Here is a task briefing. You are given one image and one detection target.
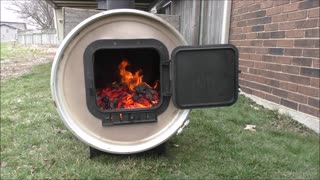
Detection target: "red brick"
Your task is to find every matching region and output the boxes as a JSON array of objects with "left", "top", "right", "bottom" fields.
[
  {"left": 277, "top": 40, "right": 294, "bottom": 47},
  {"left": 237, "top": 20, "right": 247, "bottom": 27},
  {"left": 305, "top": 29, "right": 319, "bottom": 37},
  {"left": 263, "top": 40, "right": 277, "bottom": 47},
  {"left": 272, "top": 88, "right": 289, "bottom": 98},
  {"left": 250, "top": 40, "right": 263, "bottom": 46},
  {"left": 269, "top": 48, "right": 284, "bottom": 55},
  {"left": 261, "top": 1, "right": 273, "bottom": 9},
  {"left": 275, "top": 0, "right": 290, "bottom": 6},
  {"left": 240, "top": 47, "right": 255, "bottom": 53},
  {"left": 247, "top": 17, "right": 272, "bottom": 26},
  {"left": 262, "top": 55, "right": 274, "bottom": 62},
  {"left": 230, "top": 34, "right": 246, "bottom": 40},
  {"left": 299, "top": 104, "right": 320, "bottom": 117},
  {"left": 240, "top": 53, "right": 250, "bottom": 59},
  {"left": 279, "top": 22, "right": 296, "bottom": 30},
  {"left": 237, "top": 7, "right": 249, "bottom": 15},
  {"left": 300, "top": 67, "right": 320, "bottom": 78},
  {"left": 252, "top": 89, "right": 266, "bottom": 99},
  {"left": 240, "top": 60, "right": 255, "bottom": 67},
  {"left": 247, "top": 4, "right": 261, "bottom": 12},
  {"left": 280, "top": 98, "right": 298, "bottom": 110},
  {"left": 308, "top": 8, "right": 320, "bottom": 18},
  {"left": 308, "top": 97, "right": 320, "bottom": 108},
  {"left": 240, "top": 86, "right": 252, "bottom": 94},
  {"left": 267, "top": 79, "right": 281, "bottom": 88},
  {"left": 272, "top": 14, "right": 288, "bottom": 22},
  {"left": 254, "top": 62, "right": 267, "bottom": 69},
  {"left": 233, "top": 1, "right": 245, "bottom": 10},
  {"left": 297, "top": 86, "right": 319, "bottom": 97},
  {"left": 310, "top": 78, "right": 320, "bottom": 88},
  {"left": 242, "top": 26, "right": 250, "bottom": 33},
  {"left": 290, "top": 75, "right": 311, "bottom": 85},
  {"left": 298, "top": 0, "right": 320, "bottom": 10},
  {"left": 265, "top": 94, "right": 281, "bottom": 103},
  {"left": 282, "top": 65, "right": 300, "bottom": 74},
  {"left": 271, "top": 31, "right": 285, "bottom": 38},
  {"left": 241, "top": 79, "right": 272, "bottom": 93},
  {"left": 294, "top": 39, "right": 317, "bottom": 48},
  {"left": 288, "top": 92, "right": 308, "bottom": 104},
  {"left": 244, "top": 1, "right": 255, "bottom": 6},
  {"left": 266, "top": 6, "right": 283, "bottom": 15},
  {"left": 296, "top": 19, "right": 319, "bottom": 29},
  {"left": 275, "top": 56, "right": 292, "bottom": 65},
  {"left": 313, "top": 59, "right": 320, "bottom": 68},
  {"left": 286, "top": 30, "right": 305, "bottom": 38},
  {"left": 266, "top": 63, "right": 282, "bottom": 71},
  {"left": 303, "top": 49, "right": 319, "bottom": 58},
  {"left": 274, "top": 72, "right": 291, "bottom": 81},
  {"left": 256, "top": 48, "right": 268, "bottom": 54},
  {"left": 287, "top": 10, "right": 307, "bottom": 21},
  {"left": 292, "top": 58, "right": 313, "bottom": 67},
  {"left": 284, "top": 49, "right": 303, "bottom": 56},
  {"left": 231, "top": 27, "right": 243, "bottom": 34},
  {"left": 280, "top": 82, "right": 298, "bottom": 92},
  {"left": 265, "top": 23, "right": 279, "bottom": 31},
  {"left": 283, "top": 2, "right": 300, "bottom": 12},
  {"left": 250, "top": 54, "right": 262, "bottom": 61},
  {"left": 249, "top": 68, "right": 275, "bottom": 78},
  {"left": 246, "top": 33, "right": 257, "bottom": 39}
]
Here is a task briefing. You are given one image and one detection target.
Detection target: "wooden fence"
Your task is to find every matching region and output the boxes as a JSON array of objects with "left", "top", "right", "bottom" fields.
[{"left": 17, "top": 29, "right": 59, "bottom": 45}]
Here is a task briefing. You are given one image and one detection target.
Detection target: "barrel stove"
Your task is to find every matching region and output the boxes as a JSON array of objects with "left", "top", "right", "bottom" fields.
[{"left": 51, "top": 8, "right": 238, "bottom": 154}]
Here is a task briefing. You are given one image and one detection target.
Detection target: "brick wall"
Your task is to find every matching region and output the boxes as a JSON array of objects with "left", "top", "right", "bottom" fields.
[{"left": 230, "top": 0, "right": 319, "bottom": 117}]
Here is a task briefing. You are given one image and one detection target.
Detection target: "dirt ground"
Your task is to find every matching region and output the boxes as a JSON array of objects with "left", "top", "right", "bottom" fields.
[{"left": 1, "top": 47, "right": 57, "bottom": 80}]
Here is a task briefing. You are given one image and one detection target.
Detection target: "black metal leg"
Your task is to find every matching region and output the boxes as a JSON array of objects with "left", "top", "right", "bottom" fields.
[{"left": 89, "top": 143, "right": 167, "bottom": 159}]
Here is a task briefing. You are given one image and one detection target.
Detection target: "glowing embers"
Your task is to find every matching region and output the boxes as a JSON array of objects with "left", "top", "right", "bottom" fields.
[{"left": 96, "top": 59, "right": 160, "bottom": 110}]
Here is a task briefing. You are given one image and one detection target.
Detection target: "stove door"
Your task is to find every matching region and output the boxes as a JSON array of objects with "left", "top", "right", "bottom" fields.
[{"left": 171, "top": 44, "right": 239, "bottom": 109}]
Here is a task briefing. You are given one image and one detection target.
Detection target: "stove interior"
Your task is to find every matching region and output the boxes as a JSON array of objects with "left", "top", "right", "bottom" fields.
[{"left": 94, "top": 48, "right": 161, "bottom": 111}]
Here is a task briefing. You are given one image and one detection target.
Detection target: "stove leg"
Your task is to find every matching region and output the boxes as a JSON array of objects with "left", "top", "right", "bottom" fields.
[
  {"left": 89, "top": 143, "right": 167, "bottom": 158},
  {"left": 89, "top": 146, "right": 108, "bottom": 159}
]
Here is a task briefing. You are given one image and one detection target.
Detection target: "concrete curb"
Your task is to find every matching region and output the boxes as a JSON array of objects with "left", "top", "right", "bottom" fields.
[{"left": 240, "top": 91, "right": 320, "bottom": 134}]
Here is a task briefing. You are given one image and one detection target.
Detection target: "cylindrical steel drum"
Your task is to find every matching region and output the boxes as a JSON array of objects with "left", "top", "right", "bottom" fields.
[{"left": 51, "top": 9, "right": 190, "bottom": 154}]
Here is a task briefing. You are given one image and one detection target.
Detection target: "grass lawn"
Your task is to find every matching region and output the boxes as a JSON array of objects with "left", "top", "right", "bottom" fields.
[
  {"left": 1, "top": 63, "right": 319, "bottom": 179},
  {"left": 0, "top": 42, "right": 45, "bottom": 61}
]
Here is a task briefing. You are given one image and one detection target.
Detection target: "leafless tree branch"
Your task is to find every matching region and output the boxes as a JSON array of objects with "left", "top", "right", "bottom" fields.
[{"left": 7, "top": 0, "right": 54, "bottom": 29}]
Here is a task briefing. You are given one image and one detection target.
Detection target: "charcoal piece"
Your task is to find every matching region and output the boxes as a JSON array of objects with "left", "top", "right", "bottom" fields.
[
  {"left": 145, "top": 91, "right": 153, "bottom": 101},
  {"left": 134, "top": 84, "right": 149, "bottom": 94},
  {"left": 150, "top": 89, "right": 157, "bottom": 95},
  {"left": 133, "top": 94, "right": 140, "bottom": 102},
  {"left": 109, "top": 98, "right": 119, "bottom": 109},
  {"left": 103, "top": 96, "right": 110, "bottom": 103}
]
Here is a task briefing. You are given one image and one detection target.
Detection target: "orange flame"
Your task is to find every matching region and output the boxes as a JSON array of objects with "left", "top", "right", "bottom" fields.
[{"left": 119, "top": 59, "right": 143, "bottom": 91}]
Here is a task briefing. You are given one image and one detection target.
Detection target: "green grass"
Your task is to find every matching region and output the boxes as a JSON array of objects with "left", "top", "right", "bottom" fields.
[
  {"left": 1, "top": 63, "right": 319, "bottom": 179},
  {"left": 0, "top": 42, "right": 45, "bottom": 60}
]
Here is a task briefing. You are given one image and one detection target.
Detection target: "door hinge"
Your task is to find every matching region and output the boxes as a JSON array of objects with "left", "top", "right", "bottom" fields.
[
  {"left": 161, "top": 60, "right": 171, "bottom": 66},
  {"left": 163, "top": 80, "right": 172, "bottom": 96}
]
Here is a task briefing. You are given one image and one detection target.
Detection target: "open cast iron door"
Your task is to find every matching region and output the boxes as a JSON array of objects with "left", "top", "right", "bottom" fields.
[{"left": 172, "top": 44, "right": 239, "bottom": 109}]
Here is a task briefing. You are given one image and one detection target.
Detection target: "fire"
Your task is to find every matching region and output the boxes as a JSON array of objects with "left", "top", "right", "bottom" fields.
[
  {"left": 119, "top": 59, "right": 143, "bottom": 91},
  {"left": 96, "top": 59, "right": 160, "bottom": 110}
]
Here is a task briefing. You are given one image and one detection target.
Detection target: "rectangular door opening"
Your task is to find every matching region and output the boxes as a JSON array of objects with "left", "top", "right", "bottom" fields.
[{"left": 94, "top": 48, "right": 161, "bottom": 111}]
